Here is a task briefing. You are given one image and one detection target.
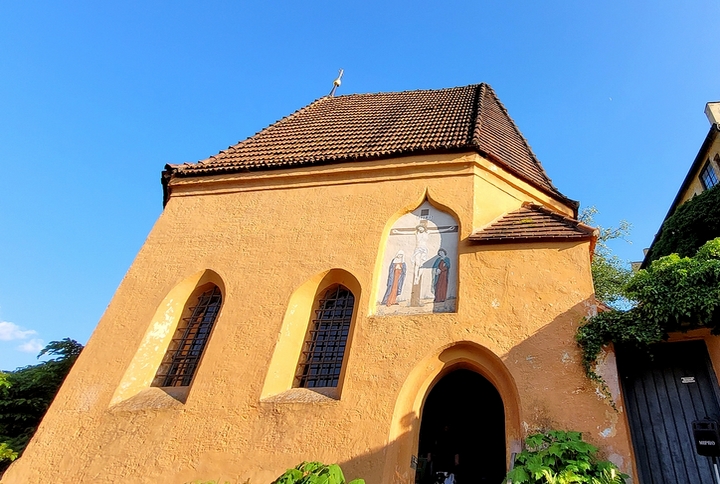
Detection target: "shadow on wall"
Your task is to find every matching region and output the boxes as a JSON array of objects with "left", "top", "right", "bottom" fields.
[
  {"left": 0, "top": 300, "right": 633, "bottom": 484},
  {"left": 498, "top": 298, "right": 633, "bottom": 478},
  {"left": 338, "top": 412, "right": 420, "bottom": 484},
  {"left": 337, "top": 298, "right": 632, "bottom": 484}
]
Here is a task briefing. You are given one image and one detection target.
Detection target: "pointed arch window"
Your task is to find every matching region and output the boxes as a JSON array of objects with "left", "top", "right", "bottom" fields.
[
  {"left": 295, "top": 285, "right": 355, "bottom": 388},
  {"left": 153, "top": 285, "right": 222, "bottom": 387}
]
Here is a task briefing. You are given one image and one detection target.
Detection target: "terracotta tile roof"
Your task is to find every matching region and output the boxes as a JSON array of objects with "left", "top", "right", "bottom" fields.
[
  {"left": 167, "top": 84, "right": 570, "bottom": 201},
  {"left": 469, "top": 203, "right": 597, "bottom": 245}
]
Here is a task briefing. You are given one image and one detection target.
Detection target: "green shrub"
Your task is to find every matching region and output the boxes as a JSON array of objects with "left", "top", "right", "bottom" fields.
[
  {"left": 577, "top": 238, "right": 720, "bottom": 386},
  {"left": 272, "top": 462, "right": 364, "bottom": 484},
  {"left": 0, "top": 442, "right": 17, "bottom": 463},
  {"left": 504, "top": 431, "right": 627, "bottom": 484},
  {"left": 646, "top": 184, "right": 720, "bottom": 262}
]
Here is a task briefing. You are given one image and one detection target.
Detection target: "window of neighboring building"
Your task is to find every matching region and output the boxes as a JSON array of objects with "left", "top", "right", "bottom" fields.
[
  {"left": 700, "top": 160, "right": 719, "bottom": 190},
  {"left": 295, "top": 284, "right": 355, "bottom": 388},
  {"left": 153, "top": 285, "right": 222, "bottom": 387}
]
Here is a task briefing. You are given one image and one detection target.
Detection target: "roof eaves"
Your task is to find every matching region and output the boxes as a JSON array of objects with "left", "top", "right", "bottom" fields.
[
  {"left": 469, "top": 85, "right": 578, "bottom": 214},
  {"left": 468, "top": 203, "right": 597, "bottom": 249},
  {"left": 474, "top": 148, "right": 580, "bottom": 213},
  {"left": 483, "top": 86, "right": 559, "bottom": 194},
  {"left": 468, "top": 233, "right": 595, "bottom": 244}
]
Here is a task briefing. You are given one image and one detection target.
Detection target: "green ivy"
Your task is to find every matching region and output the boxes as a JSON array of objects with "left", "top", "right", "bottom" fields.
[
  {"left": 577, "top": 238, "right": 720, "bottom": 383},
  {"left": 272, "top": 462, "right": 364, "bottom": 484},
  {"left": 646, "top": 184, "right": 720, "bottom": 262},
  {"left": 0, "top": 442, "right": 17, "bottom": 463},
  {"left": 504, "top": 431, "right": 627, "bottom": 484}
]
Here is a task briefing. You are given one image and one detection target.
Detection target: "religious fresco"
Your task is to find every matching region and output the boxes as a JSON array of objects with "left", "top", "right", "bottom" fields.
[{"left": 375, "top": 201, "right": 458, "bottom": 315}]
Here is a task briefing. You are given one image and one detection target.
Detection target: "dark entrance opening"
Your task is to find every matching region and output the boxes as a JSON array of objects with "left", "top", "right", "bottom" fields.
[{"left": 417, "top": 369, "right": 506, "bottom": 484}]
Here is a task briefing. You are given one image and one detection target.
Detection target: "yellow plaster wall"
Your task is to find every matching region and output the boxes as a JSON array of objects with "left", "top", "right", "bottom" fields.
[{"left": 2, "top": 153, "right": 634, "bottom": 484}]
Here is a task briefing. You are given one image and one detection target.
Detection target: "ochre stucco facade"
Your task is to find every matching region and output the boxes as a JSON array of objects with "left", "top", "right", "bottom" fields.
[{"left": 2, "top": 151, "right": 636, "bottom": 483}]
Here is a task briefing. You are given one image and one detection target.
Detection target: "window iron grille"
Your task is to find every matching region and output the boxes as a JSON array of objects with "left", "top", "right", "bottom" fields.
[
  {"left": 155, "top": 285, "right": 222, "bottom": 387},
  {"left": 295, "top": 285, "right": 355, "bottom": 388}
]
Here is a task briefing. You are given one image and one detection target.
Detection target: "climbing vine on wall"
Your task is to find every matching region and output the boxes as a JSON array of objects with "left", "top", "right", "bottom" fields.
[
  {"left": 577, "top": 238, "right": 720, "bottom": 382},
  {"left": 646, "top": 185, "right": 720, "bottom": 262}
]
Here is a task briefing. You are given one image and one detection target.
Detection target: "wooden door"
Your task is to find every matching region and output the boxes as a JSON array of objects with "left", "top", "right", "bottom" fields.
[{"left": 618, "top": 340, "right": 720, "bottom": 483}]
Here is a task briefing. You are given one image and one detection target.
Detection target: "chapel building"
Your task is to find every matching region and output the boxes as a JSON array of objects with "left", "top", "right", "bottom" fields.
[{"left": 2, "top": 84, "right": 636, "bottom": 484}]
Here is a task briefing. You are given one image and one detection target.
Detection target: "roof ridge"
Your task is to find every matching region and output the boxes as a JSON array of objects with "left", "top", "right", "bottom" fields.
[
  {"left": 166, "top": 83, "right": 577, "bottom": 211},
  {"left": 470, "top": 83, "right": 485, "bottom": 146},
  {"left": 332, "top": 83, "right": 483, "bottom": 99},
  {"left": 483, "top": 88, "right": 558, "bottom": 192}
]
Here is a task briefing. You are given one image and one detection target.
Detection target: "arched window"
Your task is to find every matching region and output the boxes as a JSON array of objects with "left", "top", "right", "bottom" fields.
[
  {"left": 153, "top": 285, "right": 222, "bottom": 387},
  {"left": 295, "top": 284, "right": 355, "bottom": 388}
]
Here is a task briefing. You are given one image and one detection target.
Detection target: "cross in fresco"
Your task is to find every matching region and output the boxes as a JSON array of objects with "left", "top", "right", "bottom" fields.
[{"left": 388, "top": 221, "right": 458, "bottom": 306}]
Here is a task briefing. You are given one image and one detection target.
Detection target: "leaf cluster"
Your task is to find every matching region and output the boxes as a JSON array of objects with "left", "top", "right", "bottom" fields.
[
  {"left": 0, "top": 442, "right": 17, "bottom": 463},
  {"left": 577, "top": 238, "right": 720, "bottom": 381},
  {"left": 579, "top": 208, "right": 633, "bottom": 308},
  {"left": 646, "top": 184, "right": 720, "bottom": 262},
  {"left": 0, "top": 339, "right": 83, "bottom": 475},
  {"left": 272, "top": 462, "right": 364, "bottom": 484},
  {"left": 504, "top": 431, "right": 627, "bottom": 484}
]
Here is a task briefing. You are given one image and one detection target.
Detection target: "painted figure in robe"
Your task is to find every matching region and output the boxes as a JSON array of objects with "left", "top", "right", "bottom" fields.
[
  {"left": 432, "top": 248, "right": 451, "bottom": 303},
  {"left": 382, "top": 251, "right": 406, "bottom": 306}
]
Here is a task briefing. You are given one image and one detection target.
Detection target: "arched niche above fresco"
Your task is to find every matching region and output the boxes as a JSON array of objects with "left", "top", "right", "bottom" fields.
[{"left": 376, "top": 200, "right": 458, "bottom": 316}]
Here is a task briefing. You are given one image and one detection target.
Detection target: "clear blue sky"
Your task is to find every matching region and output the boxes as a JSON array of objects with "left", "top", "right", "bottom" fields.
[{"left": 1, "top": 1, "right": 719, "bottom": 371}]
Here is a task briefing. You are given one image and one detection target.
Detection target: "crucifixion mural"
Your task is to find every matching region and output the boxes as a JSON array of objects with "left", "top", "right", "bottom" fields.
[{"left": 375, "top": 200, "right": 458, "bottom": 316}]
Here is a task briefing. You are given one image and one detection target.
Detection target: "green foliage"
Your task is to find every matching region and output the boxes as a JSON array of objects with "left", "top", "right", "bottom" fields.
[
  {"left": 577, "top": 238, "right": 720, "bottom": 383},
  {"left": 37, "top": 338, "right": 83, "bottom": 361},
  {"left": 0, "top": 373, "right": 9, "bottom": 390},
  {"left": 272, "top": 462, "right": 364, "bottom": 484},
  {"left": 0, "top": 338, "right": 83, "bottom": 475},
  {"left": 0, "top": 442, "right": 17, "bottom": 463},
  {"left": 504, "top": 431, "right": 627, "bottom": 484},
  {"left": 579, "top": 208, "right": 633, "bottom": 308},
  {"left": 646, "top": 184, "right": 720, "bottom": 262}
]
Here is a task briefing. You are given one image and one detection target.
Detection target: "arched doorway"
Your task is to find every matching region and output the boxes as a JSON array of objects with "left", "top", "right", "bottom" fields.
[{"left": 417, "top": 369, "right": 506, "bottom": 484}]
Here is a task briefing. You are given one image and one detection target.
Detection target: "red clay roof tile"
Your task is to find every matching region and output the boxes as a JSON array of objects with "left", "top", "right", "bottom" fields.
[
  {"left": 469, "top": 203, "right": 597, "bottom": 244},
  {"left": 166, "top": 84, "right": 568, "bottom": 201}
]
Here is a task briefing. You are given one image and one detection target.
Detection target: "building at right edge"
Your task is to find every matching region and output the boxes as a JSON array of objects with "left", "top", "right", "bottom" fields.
[{"left": 621, "top": 101, "right": 720, "bottom": 483}]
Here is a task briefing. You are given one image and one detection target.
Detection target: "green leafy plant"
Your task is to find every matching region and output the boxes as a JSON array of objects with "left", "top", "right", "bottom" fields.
[
  {"left": 577, "top": 238, "right": 720, "bottom": 388},
  {"left": 646, "top": 184, "right": 720, "bottom": 263},
  {"left": 504, "top": 431, "right": 627, "bottom": 484},
  {"left": 0, "top": 374, "right": 9, "bottom": 390},
  {"left": 0, "top": 339, "right": 83, "bottom": 476},
  {"left": 0, "top": 442, "right": 17, "bottom": 463},
  {"left": 272, "top": 462, "right": 364, "bottom": 484},
  {"left": 579, "top": 208, "right": 633, "bottom": 309}
]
